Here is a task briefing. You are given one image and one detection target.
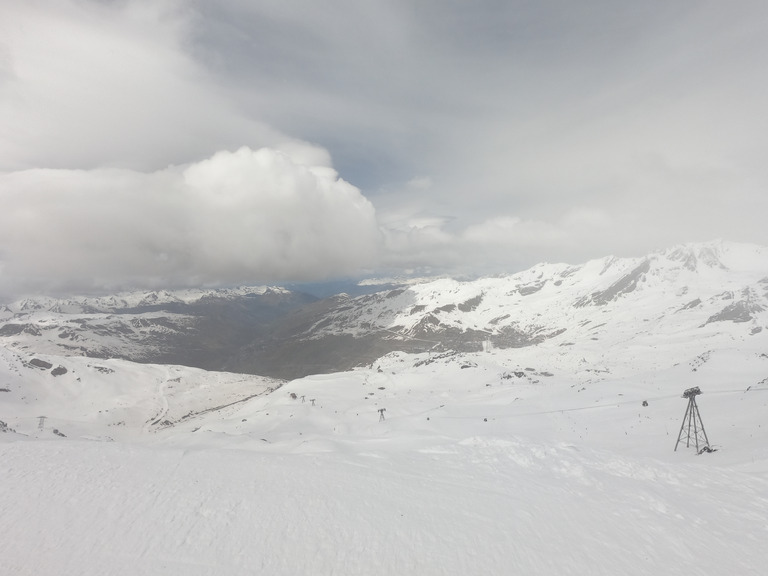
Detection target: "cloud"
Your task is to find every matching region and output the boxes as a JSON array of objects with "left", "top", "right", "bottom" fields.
[
  {"left": 0, "top": 0, "right": 284, "bottom": 171},
  {"left": 0, "top": 147, "right": 380, "bottom": 297},
  {"left": 406, "top": 177, "right": 433, "bottom": 191},
  {"left": 182, "top": 148, "right": 380, "bottom": 280},
  {"left": 2, "top": 0, "right": 768, "bottom": 294},
  {"left": 380, "top": 210, "right": 611, "bottom": 275},
  {"left": 463, "top": 217, "right": 566, "bottom": 248}
]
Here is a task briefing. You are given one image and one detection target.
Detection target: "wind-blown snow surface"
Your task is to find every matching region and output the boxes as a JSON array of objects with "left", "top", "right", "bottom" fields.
[
  {"left": 2, "top": 241, "right": 767, "bottom": 574},
  {"left": 2, "top": 335, "right": 768, "bottom": 575}
]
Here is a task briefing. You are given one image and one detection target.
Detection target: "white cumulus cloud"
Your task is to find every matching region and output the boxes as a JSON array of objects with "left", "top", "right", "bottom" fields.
[{"left": 0, "top": 147, "right": 381, "bottom": 297}]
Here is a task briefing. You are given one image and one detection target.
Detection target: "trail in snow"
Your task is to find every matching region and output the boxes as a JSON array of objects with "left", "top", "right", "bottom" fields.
[
  {"left": 1, "top": 323, "right": 767, "bottom": 574},
  {"left": 147, "top": 378, "right": 170, "bottom": 430}
]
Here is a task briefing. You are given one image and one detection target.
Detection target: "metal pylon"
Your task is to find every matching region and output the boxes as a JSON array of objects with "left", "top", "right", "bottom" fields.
[{"left": 674, "top": 387, "right": 710, "bottom": 452}]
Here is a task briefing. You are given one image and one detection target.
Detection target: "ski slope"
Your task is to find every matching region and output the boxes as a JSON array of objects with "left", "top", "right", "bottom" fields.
[{"left": 2, "top": 340, "right": 767, "bottom": 575}]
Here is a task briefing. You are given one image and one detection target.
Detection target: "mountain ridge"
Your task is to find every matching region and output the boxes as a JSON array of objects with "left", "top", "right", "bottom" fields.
[{"left": 1, "top": 240, "right": 766, "bottom": 379}]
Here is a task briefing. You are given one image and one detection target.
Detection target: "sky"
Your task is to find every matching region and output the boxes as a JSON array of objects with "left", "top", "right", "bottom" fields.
[{"left": 1, "top": 0, "right": 767, "bottom": 297}]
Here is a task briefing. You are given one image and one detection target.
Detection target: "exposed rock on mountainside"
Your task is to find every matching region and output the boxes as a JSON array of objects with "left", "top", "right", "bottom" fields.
[
  {"left": 574, "top": 259, "right": 651, "bottom": 307},
  {"left": 266, "top": 241, "right": 766, "bottom": 374},
  {"left": 0, "top": 287, "right": 317, "bottom": 377},
  {"left": 1, "top": 241, "right": 767, "bottom": 379}
]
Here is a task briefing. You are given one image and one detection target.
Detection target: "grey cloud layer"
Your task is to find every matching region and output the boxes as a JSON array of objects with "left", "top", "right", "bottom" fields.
[
  {"left": 0, "top": 1, "right": 280, "bottom": 171},
  {"left": 2, "top": 0, "right": 767, "bottom": 295}
]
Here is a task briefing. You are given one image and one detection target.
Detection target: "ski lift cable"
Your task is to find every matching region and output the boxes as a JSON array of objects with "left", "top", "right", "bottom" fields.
[{"left": 433, "top": 386, "right": 760, "bottom": 421}]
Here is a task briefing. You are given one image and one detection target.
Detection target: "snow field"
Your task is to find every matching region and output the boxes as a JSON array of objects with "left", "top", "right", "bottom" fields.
[
  {"left": 3, "top": 425, "right": 767, "bottom": 575},
  {"left": 2, "top": 323, "right": 768, "bottom": 574}
]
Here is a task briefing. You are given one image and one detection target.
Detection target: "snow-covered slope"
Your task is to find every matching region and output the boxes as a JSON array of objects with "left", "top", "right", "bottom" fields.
[
  {"left": 0, "top": 347, "right": 280, "bottom": 441},
  {"left": 0, "top": 285, "right": 316, "bottom": 375},
  {"left": 2, "top": 241, "right": 765, "bottom": 380},
  {"left": 1, "top": 344, "right": 767, "bottom": 575},
  {"left": 1, "top": 240, "right": 767, "bottom": 575},
  {"left": 2, "top": 285, "right": 292, "bottom": 315},
  {"left": 305, "top": 240, "right": 767, "bottom": 345}
]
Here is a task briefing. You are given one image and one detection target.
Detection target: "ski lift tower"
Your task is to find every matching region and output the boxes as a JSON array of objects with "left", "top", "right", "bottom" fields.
[{"left": 674, "top": 387, "right": 711, "bottom": 453}]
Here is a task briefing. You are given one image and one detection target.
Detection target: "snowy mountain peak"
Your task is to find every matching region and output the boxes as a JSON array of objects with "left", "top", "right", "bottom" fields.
[
  {"left": 656, "top": 240, "right": 768, "bottom": 273},
  {"left": 3, "top": 285, "right": 291, "bottom": 313},
  {"left": 0, "top": 240, "right": 765, "bottom": 379},
  {"left": 289, "top": 241, "right": 768, "bottom": 367},
  {"left": 660, "top": 242, "right": 728, "bottom": 272}
]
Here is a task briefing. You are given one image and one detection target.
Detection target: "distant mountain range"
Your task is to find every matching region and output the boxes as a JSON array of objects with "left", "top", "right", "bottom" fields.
[
  {"left": 1, "top": 240, "right": 766, "bottom": 379},
  {"left": 0, "top": 286, "right": 317, "bottom": 377}
]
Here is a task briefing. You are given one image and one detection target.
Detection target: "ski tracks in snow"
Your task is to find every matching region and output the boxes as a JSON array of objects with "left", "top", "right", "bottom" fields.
[{"left": 144, "top": 376, "right": 171, "bottom": 433}]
